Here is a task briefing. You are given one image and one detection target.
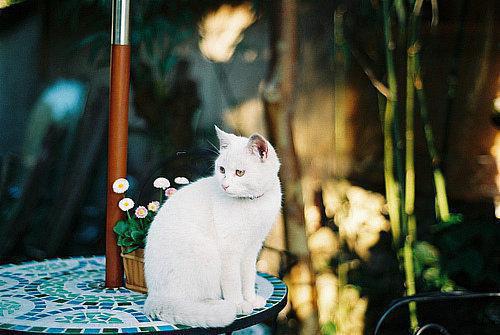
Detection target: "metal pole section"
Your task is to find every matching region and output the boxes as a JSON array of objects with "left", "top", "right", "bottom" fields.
[{"left": 106, "top": 0, "right": 130, "bottom": 288}]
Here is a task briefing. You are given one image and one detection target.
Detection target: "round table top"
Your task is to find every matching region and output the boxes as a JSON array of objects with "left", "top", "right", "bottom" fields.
[{"left": 0, "top": 256, "right": 287, "bottom": 334}]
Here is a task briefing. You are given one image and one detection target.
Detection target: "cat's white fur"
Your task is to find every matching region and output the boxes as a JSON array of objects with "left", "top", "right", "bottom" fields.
[{"left": 143, "top": 126, "right": 282, "bottom": 328}]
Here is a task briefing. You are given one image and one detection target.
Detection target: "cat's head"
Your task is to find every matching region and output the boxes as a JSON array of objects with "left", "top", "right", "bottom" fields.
[{"left": 214, "top": 126, "right": 280, "bottom": 198}]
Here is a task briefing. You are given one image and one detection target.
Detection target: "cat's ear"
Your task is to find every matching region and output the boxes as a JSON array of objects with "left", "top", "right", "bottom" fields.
[
  {"left": 248, "top": 133, "right": 269, "bottom": 161},
  {"left": 215, "top": 125, "right": 232, "bottom": 149}
]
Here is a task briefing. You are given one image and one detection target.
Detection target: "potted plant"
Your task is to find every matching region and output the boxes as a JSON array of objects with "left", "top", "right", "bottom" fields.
[{"left": 112, "top": 176, "right": 189, "bottom": 293}]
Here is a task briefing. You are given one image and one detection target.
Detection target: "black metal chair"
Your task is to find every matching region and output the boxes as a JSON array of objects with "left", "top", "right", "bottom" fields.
[{"left": 375, "top": 291, "right": 500, "bottom": 335}]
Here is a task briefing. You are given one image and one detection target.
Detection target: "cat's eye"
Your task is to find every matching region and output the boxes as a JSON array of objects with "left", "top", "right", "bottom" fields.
[
  {"left": 219, "top": 166, "right": 225, "bottom": 174},
  {"left": 235, "top": 169, "right": 245, "bottom": 177}
]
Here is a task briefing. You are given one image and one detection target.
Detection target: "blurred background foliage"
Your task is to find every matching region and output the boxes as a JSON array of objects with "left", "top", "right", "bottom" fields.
[{"left": 0, "top": 0, "right": 499, "bottom": 334}]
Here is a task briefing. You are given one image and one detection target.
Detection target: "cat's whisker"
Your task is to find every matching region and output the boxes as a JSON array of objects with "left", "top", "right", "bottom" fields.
[
  {"left": 204, "top": 148, "right": 220, "bottom": 156},
  {"left": 206, "top": 139, "right": 220, "bottom": 154},
  {"left": 201, "top": 163, "right": 215, "bottom": 176}
]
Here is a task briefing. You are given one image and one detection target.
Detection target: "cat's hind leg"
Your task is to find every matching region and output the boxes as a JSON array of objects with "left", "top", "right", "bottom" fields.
[{"left": 144, "top": 295, "right": 237, "bottom": 328}]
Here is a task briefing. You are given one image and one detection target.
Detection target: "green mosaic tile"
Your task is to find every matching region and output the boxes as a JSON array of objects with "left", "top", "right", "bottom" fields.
[
  {"left": 29, "top": 326, "right": 47, "bottom": 332},
  {"left": 0, "top": 323, "right": 14, "bottom": 329},
  {"left": 139, "top": 326, "right": 157, "bottom": 332},
  {"left": 0, "top": 300, "right": 21, "bottom": 316}
]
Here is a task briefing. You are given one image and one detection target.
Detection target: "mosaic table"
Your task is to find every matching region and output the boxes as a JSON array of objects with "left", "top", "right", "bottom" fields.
[{"left": 0, "top": 256, "right": 287, "bottom": 334}]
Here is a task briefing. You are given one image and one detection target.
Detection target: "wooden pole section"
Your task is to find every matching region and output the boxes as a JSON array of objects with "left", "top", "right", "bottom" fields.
[
  {"left": 262, "top": 1, "right": 319, "bottom": 333},
  {"left": 106, "top": 0, "right": 130, "bottom": 288}
]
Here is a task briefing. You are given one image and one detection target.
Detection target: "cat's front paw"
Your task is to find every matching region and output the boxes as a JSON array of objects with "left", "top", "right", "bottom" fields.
[
  {"left": 247, "top": 295, "right": 267, "bottom": 309},
  {"left": 236, "top": 300, "right": 254, "bottom": 315}
]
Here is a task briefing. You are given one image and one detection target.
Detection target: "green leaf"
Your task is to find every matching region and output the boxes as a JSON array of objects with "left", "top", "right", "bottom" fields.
[
  {"left": 113, "top": 220, "right": 129, "bottom": 236},
  {"left": 423, "top": 267, "right": 440, "bottom": 284},
  {"left": 131, "top": 230, "right": 145, "bottom": 242},
  {"left": 441, "top": 280, "right": 456, "bottom": 292},
  {"left": 116, "top": 236, "right": 124, "bottom": 246},
  {"left": 321, "top": 321, "right": 337, "bottom": 335},
  {"left": 432, "top": 213, "right": 464, "bottom": 232},
  {"left": 0, "top": 0, "right": 28, "bottom": 9},
  {"left": 120, "top": 237, "right": 134, "bottom": 247},
  {"left": 414, "top": 241, "right": 439, "bottom": 266},
  {"left": 128, "top": 217, "right": 141, "bottom": 231},
  {"left": 443, "top": 213, "right": 464, "bottom": 226},
  {"left": 128, "top": 227, "right": 142, "bottom": 238}
]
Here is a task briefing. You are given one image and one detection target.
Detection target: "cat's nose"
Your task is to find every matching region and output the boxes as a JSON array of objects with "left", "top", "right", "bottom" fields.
[{"left": 222, "top": 184, "right": 229, "bottom": 191}]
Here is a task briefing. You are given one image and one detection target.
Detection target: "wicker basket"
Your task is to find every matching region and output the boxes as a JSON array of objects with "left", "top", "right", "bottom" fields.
[{"left": 121, "top": 248, "right": 148, "bottom": 293}]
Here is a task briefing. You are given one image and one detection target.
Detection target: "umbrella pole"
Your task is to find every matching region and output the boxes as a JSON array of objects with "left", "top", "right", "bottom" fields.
[{"left": 106, "top": 0, "right": 130, "bottom": 288}]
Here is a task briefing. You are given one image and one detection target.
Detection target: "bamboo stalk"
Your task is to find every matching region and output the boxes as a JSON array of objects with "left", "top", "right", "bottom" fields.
[
  {"left": 394, "top": 0, "right": 406, "bottom": 28},
  {"left": 405, "top": 54, "right": 416, "bottom": 225},
  {"left": 333, "top": 6, "right": 348, "bottom": 178},
  {"left": 403, "top": 236, "right": 418, "bottom": 330},
  {"left": 412, "top": 1, "right": 451, "bottom": 222},
  {"left": 414, "top": 66, "right": 451, "bottom": 221},
  {"left": 403, "top": 1, "right": 419, "bottom": 329},
  {"left": 381, "top": 0, "right": 401, "bottom": 247},
  {"left": 346, "top": 41, "right": 390, "bottom": 98}
]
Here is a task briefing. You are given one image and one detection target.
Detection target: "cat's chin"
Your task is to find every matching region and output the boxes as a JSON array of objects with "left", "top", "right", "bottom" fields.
[
  {"left": 222, "top": 189, "right": 262, "bottom": 199},
  {"left": 227, "top": 192, "right": 265, "bottom": 200},
  {"left": 223, "top": 191, "right": 245, "bottom": 198},
  {"left": 222, "top": 192, "right": 236, "bottom": 198}
]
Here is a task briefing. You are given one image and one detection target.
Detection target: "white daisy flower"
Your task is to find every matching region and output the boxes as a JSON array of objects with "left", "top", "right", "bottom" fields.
[
  {"left": 118, "top": 198, "right": 135, "bottom": 211},
  {"left": 135, "top": 206, "right": 148, "bottom": 219},
  {"left": 112, "top": 178, "right": 129, "bottom": 194},
  {"left": 165, "top": 187, "right": 177, "bottom": 197},
  {"left": 174, "top": 177, "right": 190, "bottom": 185},
  {"left": 147, "top": 201, "right": 160, "bottom": 212},
  {"left": 153, "top": 177, "right": 170, "bottom": 189}
]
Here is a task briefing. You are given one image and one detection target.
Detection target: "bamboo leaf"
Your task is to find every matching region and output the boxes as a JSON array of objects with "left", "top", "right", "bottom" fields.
[
  {"left": 414, "top": 241, "right": 439, "bottom": 265},
  {"left": 0, "top": 0, "right": 27, "bottom": 9}
]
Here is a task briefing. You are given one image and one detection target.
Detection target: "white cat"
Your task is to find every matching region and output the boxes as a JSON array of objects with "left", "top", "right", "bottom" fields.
[{"left": 143, "top": 126, "right": 282, "bottom": 328}]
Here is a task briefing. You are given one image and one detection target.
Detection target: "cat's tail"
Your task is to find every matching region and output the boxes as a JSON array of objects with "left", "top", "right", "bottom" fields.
[{"left": 144, "top": 296, "right": 237, "bottom": 328}]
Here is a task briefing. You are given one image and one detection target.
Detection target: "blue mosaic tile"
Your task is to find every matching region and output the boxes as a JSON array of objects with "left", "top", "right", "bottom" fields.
[
  {"left": 13, "top": 325, "right": 30, "bottom": 330},
  {"left": 157, "top": 325, "right": 175, "bottom": 331},
  {"left": 122, "top": 327, "right": 139, "bottom": 333},
  {"left": 0, "top": 256, "right": 287, "bottom": 333}
]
